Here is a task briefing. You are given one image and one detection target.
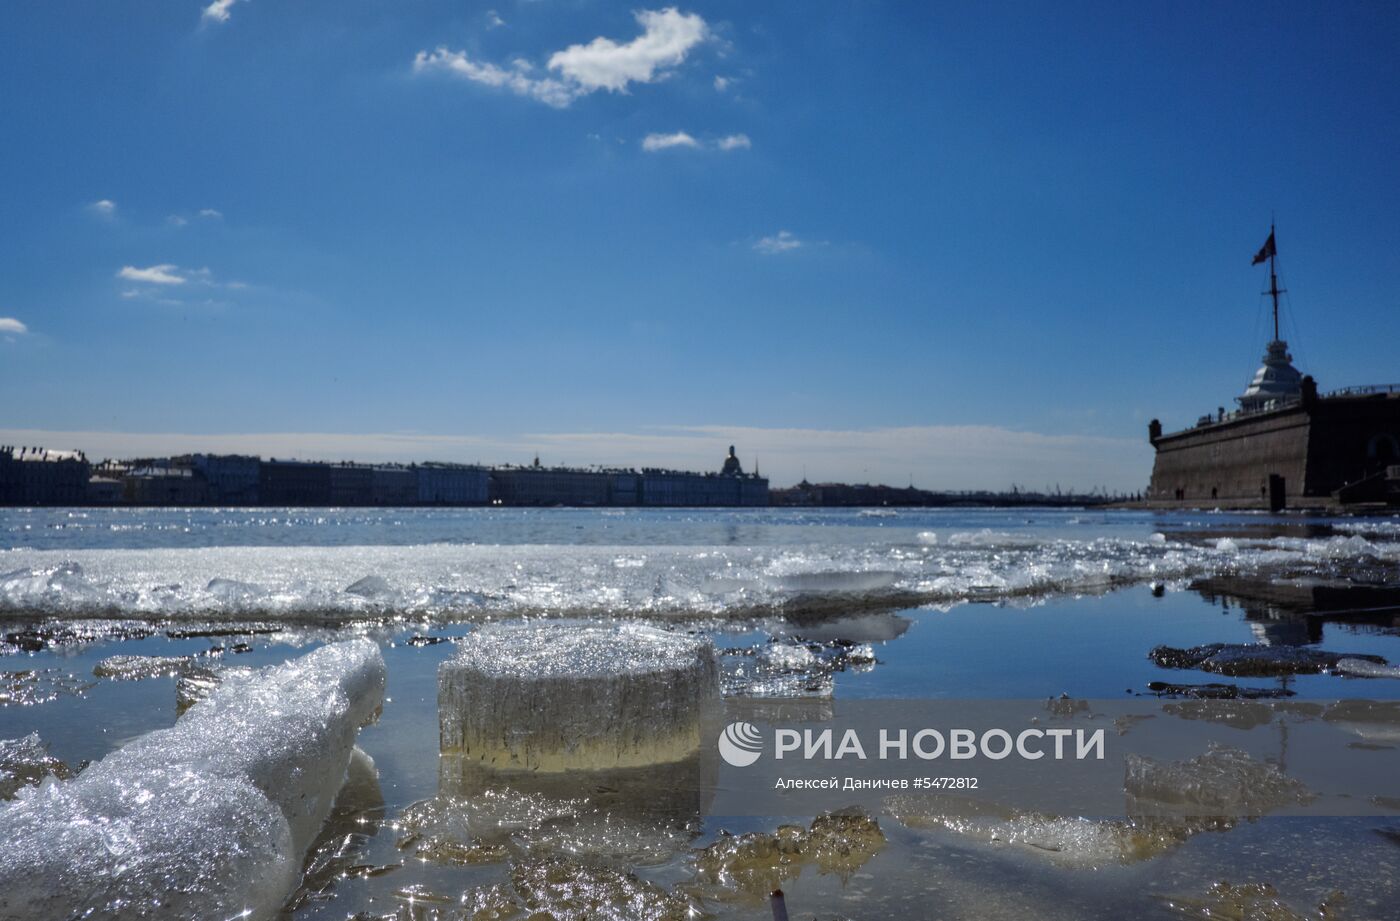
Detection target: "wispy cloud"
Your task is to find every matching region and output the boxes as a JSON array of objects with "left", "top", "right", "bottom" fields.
[
  {"left": 0, "top": 317, "right": 28, "bottom": 335},
  {"left": 642, "top": 131, "right": 699, "bottom": 152},
  {"left": 753, "top": 230, "right": 802, "bottom": 254},
  {"left": 415, "top": 8, "right": 709, "bottom": 108},
  {"left": 0, "top": 423, "right": 1151, "bottom": 491},
  {"left": 118, "top": 264, "right": 187, "bottom": 285},
  {"left": 116, "top": 264, "right": 245, "bottom": 310},
  {"left": 170, "top": 208, "right": 224, "bottom": 227},
  {"left": 202, "top": 0, "right": 243, "bottom": 24},
  {"left": 413, "top": 50, "right": 576, "bottom": 108},
  {"left": 713, "top": 75, "right": 731, "bottom": 92},
  {"left": 89, "top": 199, "right": 117, "bottom": 219},
  {"left": 486, "top": 9, "right": 505, "bottom": 29},
  {"left": 642, "top": 131, "right": 750, "bottom": 152}
]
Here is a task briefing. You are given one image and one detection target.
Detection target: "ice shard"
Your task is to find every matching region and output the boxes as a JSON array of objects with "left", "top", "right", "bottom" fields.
[
  {"left": 0, "top": 639, "right": 386, "bottom": 921},
  {"left": 439, "top": 623, "right": 720, "bottom": 771}
]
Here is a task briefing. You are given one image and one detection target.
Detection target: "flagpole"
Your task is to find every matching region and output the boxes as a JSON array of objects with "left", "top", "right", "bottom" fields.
[{"left": 1268, "top": 223, "right": 1281, "bottom": 341}]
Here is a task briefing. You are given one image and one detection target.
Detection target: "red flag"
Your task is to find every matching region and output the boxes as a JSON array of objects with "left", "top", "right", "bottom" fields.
[{"left": 1252, "top": 231, "right": 1276, "bottom": 265}]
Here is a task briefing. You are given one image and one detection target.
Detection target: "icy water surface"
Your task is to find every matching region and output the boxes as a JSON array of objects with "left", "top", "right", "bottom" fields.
[{"left": 3, "top": 507, "right": 1400, "bottom": 919}]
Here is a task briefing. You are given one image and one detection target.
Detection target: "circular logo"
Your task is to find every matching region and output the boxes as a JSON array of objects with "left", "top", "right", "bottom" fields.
[{"left": 718, "top": 721, "right": 764, "bottom": 767}]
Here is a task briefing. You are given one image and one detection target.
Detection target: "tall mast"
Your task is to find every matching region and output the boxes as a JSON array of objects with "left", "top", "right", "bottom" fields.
[{"left": 1267, "top": 222, "right": 1284, "bottom": 341}]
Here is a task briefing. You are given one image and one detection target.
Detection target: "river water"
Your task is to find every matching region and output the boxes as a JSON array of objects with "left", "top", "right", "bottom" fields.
[{"left": 3, "top": 506, "right": 1400, "bottom": 919}]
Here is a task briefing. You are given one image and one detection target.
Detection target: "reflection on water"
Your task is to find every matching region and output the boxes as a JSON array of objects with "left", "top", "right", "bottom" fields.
[
  {"left": 288, "top": 747, "right": 392, "bottom": 911},
  {"left": 2, "top": 508, "right": 1400, "bottom": 918},
  {"left": 396, "top": 755, "right": 717, "bottom": 870}
]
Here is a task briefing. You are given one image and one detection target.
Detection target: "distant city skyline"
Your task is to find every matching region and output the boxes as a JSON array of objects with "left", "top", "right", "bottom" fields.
[
  {"left": 3, "top": 3, "right": 1398, "bottom": 492},
  {"left": 0, "top": 424, "right": 1144, "bottom": 494}
]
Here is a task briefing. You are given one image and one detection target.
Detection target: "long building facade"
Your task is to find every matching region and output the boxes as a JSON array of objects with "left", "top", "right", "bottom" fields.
[
  {"left": 1, "top": 445, "right": 769, "bottom": 508},
  {"left": 489, "top": 447, "right": 767, "bottom": 507}
]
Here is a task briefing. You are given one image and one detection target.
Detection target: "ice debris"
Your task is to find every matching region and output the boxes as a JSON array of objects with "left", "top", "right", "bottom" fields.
[
  {"left": 1146, "top": 680, "right": 1296, "bottom": 700},
  {"left": 0, "top": 733, "right": 73, "bottom": 800},
  {"left": 691, "top": 809, "right": 885, "bottom": 897},
  {"left": 1333, "top": 657, "right": 1400, "bottom": 679},
  {"left": 1158, "top": 880, "right": 1345, "bottom": 921},
  {"left": 0, "top": 639, "right": 386, "bottom": 921},
  {"left": 1125, "top": 744, "right": 1313, "bottom": 817},
  {"left": 346, "top": 575, "right": 394, "bottom": 598},
  {"left": 887, "top": 746, "right": 1312, "bottom": 867},
  {"left": 175, "top": 663, "right": 257, "bottom": 714},
  {"left": 439, "top": 623, "right": 719, "bottom": 771},
  {"left": 1321, "top": 700, "right": 1400, "bottom": 745},
  {"left": 94, "top": 653, "right": 202, "bottom": 681},
  {"left": 722, "top": 637, "right": 877, "bottom": 698},
  {"left": 354, "top": 857, "right": 693, "bottom": 921},
  {"left": 884, "top": 792, "right": 1223, "bottom": 867},
  {"left": 0, "top": 667, "right": 92, "bottom": 706},
  {"left": 1148, "top": 643, "right": 1387, "bottom": 677},
  {"left": 398, "top": 755, "right": 712, "bottom": 868}
]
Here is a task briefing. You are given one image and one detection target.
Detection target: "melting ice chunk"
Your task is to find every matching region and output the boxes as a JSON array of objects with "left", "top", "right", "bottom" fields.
[
  {"left": 1334, "top": 658, "right": 1400, "bottom": 679},
  {"left": 344, "top": 575, "right": 393, "bottom": 598},
  {"left": 0, "top": 639, "right": 386, "bottom": 921},
  {"left": 439, "top": 623, "right": 719, "bottom": 772},
  {"left": 0, "top": 733, "right": 73, "bottom": 800}
]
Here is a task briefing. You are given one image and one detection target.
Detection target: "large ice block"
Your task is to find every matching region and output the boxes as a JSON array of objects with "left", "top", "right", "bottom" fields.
[
  {"left": 439, "top": 623, "right": 720, "bottom": 771},
  {"left": 0, "top": 639, "right": 386, "bottom": 921}
]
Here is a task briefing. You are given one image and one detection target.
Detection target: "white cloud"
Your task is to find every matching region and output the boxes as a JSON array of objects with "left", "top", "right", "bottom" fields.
[
  {"left": 89, "top": 199, "right": 116, "bottom": 218},
  {"left": 0, "top": 423, "right": 1151, "bottom": 492},
  {"left": 117, "top": 264, "right": 187, "bottom": 285},
  {"left": 0, "top": 317, "right": 28, "bottom": 335},
  {"left": 641, "top": 131, "right": 749, "bottom": 152},
  {"left": 415, "top": 7, "right": 708, "bottom": 108},
  {"left": 202, "top": 0, "right": 243, "bottom": 24},
  {"left": 548, "top": 8, "right": 707, "bottom": 93},
  {"left": 199, "top": 208, "right": 224, "bottom": 219},
  {"left": 413, "top": 49, "right": 577, "bottom": 108},
  {"left": 713, "top": 75, "right": 731, "bottom": 92},
  {"left": 486, "top": 9, "right": 505, "bottom": 29},
  {"left": 753, "top": 230, "right": 802, "bottom": 254},
  {"left": 641, "top": 131, "right": 699, "bottom": 152},
  {"left": 167, "top": 214, "right": 189, "bottom": 227}
]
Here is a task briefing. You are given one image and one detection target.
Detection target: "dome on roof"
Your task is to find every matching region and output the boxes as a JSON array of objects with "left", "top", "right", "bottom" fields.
[
  {"left": 720, "top": 445, "right": 744, "bottom": 476},
  {"left": 1237, "top": 339, "right": 1303, "bottom": 413}
]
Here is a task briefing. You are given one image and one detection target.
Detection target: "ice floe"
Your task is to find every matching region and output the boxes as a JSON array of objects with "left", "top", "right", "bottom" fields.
[
  {"left": 439, "top": 623, "right": 719, "bottom": 771},
  {"left": 0, "top": 526, "right": 1394, "bottom": 621},
  {"left": 0, "top": 639, "right": 385, "bottom": 920}
]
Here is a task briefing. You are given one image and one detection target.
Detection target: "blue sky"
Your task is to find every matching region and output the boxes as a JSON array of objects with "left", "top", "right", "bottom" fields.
[{"left": 2, "top": 2, "right": 1398, "bottom": 491}]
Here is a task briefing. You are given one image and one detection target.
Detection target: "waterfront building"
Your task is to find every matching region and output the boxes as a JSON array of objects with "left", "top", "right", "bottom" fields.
[
  {"left": 370, "top": 466, "right": 417, "bottom": 506},
  {"left": 184, "top": 454, "right": 261, "bottom": 505},
  {"left": 0, "top": 446, "right": 90, "bottom": 505},
  {"left": 416, "top": 463, "right": 490, "bottom": 505},
  {"left": 1147, "top": 231, "right": 1400, "bottom": 509},
  {"left": 124, "top": 465, "right": 209, "bottom": 506},
  {"left": 489, "top": 461, "right": 618, "bottom": 506},
  {"left": 329, "top": 463, "right": 375, "bottom": 506},
  {"left": 259, "top": 459, "right": 333, "bottom": 506},
  {"left": 86, "top": 476, "right": 124, "bottom": 504},
  {"left": 1, "top": 445, "right": 770, "bottom": 508},
  {"left": 608, "top": 470, "right": 639, "bottom": 506},
  {"left": 639, "top": 446, "right": 768, "bottom": 507}
]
